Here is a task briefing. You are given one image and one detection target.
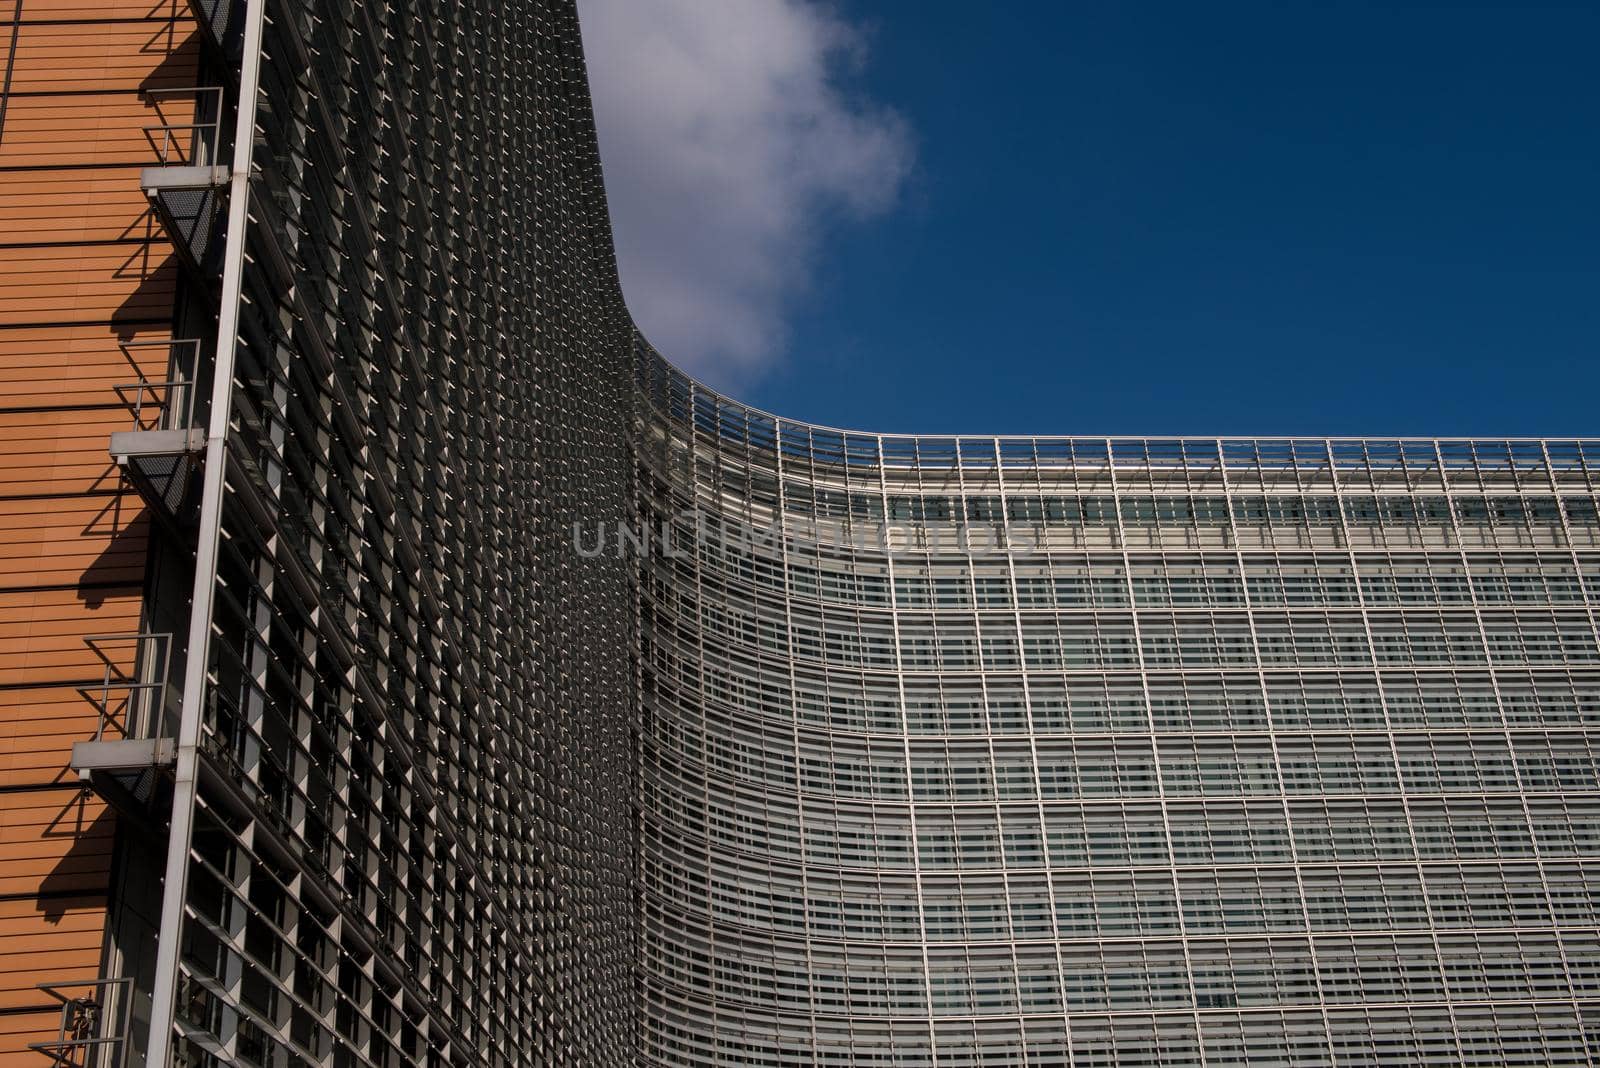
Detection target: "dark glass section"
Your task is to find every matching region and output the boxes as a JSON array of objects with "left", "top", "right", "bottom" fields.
[{"left": 168, "top": 2, "right": 636, "bottom": 1065}]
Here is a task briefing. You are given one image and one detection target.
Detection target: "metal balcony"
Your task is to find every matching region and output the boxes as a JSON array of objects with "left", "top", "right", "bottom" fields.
[
  {"left": 27, "top": 978, "right": 132, "bottom": 1067},
  {"left": 108, "top": 339, "right": 204, "bottom": 516},
  {"left": 141, "top": 88, "right": 229, "bottom": 271},
  {"left": 70, "top": 634, "right": 177, "bottom": 817}
]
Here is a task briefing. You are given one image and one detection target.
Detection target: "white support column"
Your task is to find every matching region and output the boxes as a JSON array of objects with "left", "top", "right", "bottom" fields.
[{"left": 145, "top": 0, "right": 268, "bottom": 1061}]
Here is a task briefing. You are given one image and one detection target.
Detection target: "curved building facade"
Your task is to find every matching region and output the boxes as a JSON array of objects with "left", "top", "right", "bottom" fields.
[
  {"left": 635, "top": 342, "right": 1600, "bottom": 1065},
  {"left": 7, "top": 2, "right": 1600, "bottom": 1067},
  {"left": 2, "top": 1, "right": 638, "bottom": 1065}
]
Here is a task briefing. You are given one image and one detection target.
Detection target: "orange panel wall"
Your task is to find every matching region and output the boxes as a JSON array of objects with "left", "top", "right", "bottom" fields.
[{"left": 0, "top": 0, "right": 196, "bottom": 1055}]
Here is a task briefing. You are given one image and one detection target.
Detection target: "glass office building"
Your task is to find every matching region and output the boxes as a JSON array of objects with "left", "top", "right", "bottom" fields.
[
  {"left": 3, "top": 0, "right": 1599, "bottom": 1066},
  {"left": 636, "top": 345, "right": 1600, "bottom": 1065}
]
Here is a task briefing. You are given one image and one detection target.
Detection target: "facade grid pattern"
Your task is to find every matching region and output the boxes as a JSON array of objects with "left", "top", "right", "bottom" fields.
[
  {"left": 12, "top": 3, "right": 1600, "bottom": 1067},
  {"left": 133, "top": 1, "right": 638, "bottom": 1065},
  {"left": 635, "top": 344, "right": 1600, "bottom": 1066}
]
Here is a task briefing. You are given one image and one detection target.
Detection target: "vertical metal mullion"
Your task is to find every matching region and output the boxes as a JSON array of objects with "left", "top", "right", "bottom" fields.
[
  {"left": 1331, "top": 438, "right": 1468, "bottom": 1061},
  {"left": 1442, "top": 439, "right": 1586, "bottom": 1027},
  {"left": 950, "top": 441, "right": 1024, "bottom": 1050},
  {"left": 1221, "top": 439, "right": 1337, "bottom": 1061},
  {"left": 1536, "top": 434, "right": 1600, "bottom": 1034},
  {"left": 993, "top": 436, "right": 1074, "bottom": 1062},
  {"left": 146, "top": 0, "right": 268, "bottom": 1061},
  {"left": 771, "top": 418, "right": 820, "bottom": 1052},
  {"left": 687, "top": 383, "right": 722, "bottom": 1044},
  {"left": 875, "top": 436, "right": 938, "bottom": 1060},
  {"left": 1108, "top": 438, "right": 1210, "bottom": 1062},
  {"left": 1542, "top": 437, "right": 1600, "bottom": 1032}
]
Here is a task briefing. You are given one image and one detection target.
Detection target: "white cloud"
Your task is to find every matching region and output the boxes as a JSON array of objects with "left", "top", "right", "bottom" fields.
[{"left": 577, "top": 0, "right": 912, "bottom": 385}]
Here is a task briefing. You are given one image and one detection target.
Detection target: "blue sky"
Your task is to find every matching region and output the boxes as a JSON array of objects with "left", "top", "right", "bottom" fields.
[{"left": 583, "top": 1, "right": 1598, "bottom": 438}]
